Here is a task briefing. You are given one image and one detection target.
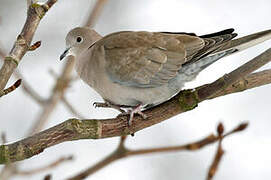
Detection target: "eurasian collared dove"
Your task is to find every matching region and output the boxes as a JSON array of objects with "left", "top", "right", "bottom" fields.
[{"left": 60, "top": 28, "right": 271, "bottom": 125}]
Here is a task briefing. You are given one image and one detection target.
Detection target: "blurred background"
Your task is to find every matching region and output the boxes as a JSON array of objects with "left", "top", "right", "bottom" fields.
[{"left": 1, "top": 0, "right": 271, "bottom": 179}]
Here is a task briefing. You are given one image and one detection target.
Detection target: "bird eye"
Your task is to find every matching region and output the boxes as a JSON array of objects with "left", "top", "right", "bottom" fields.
[{"left": 76, "top": 36, "right": 83, "bottom": 43}]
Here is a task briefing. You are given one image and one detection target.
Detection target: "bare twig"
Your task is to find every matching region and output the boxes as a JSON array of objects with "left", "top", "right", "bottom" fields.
[
  {"left": 207, "top": 123, "right": 225, "bottom": 180},
  {"left": 84, "top": 0, "right": 108, "bottom": 28},
  {"left": 14, "top": 70, "right": 46, "bottom": 104},
  {"left": 15, "top": 156, "right": 73, "bottom": 176},
  {"left": 67, "top": 123, "right": 247, "bottom": 180},
  {"left": 0, "top": 48, "right": 45, "bottom": 104},
  {"left": 0, "top": 79, "right": 22, "bottom": 98},
  {"left": 206, "top": 122, "right": 248, "bottom": 180},
  {"left": 44, "top": 174, "right": 52, "bottom": 180},
  {"left": 62, "top": 96, "right": 85, "bottom": 119},
  {"left": 1, "top": 133, "right": 7, "bottom": 144},
  {"left": 0, "top": 0, "right": 57, "bottom": 91},
  {"left": 0, "top": 46, "right": 5, "bottom": 58},
  {"left": 28, "top": 40, "right": 41, "bottom": 51},
  {"left": 1, "top": 57, "right": 45, "bottom": 104},
  {"left": 26, "top": 0, "right": 33, "bottom": 7}
]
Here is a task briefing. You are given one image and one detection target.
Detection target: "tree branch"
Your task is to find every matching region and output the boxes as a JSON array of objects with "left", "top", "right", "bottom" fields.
[
  {"left": 0, "top": 0, "right": 57, "bottom": 91},
  {"left": 0, "top": 47, "right": 270, "bottom": 164},
  {"left": 67, "top": 122, "right": 247, "bottom": 180},
  {"left": 0, "top": 45, "right": 45, "bottom": 103},
  {"left": 62, "top": 96, "right": 85, "bottom": 119}
]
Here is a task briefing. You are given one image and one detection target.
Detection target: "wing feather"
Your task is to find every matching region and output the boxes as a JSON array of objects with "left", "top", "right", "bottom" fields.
[{"left": 95, "top": 29, "right": 236, "bottom": 87}]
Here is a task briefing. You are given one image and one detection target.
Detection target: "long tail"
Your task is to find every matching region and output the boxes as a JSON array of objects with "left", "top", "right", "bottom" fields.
[{"left": 181, "top": 29, "right": 271, "bottom": 76}]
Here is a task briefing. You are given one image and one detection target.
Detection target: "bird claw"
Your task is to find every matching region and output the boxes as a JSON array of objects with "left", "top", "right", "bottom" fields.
[
  {"left": 120, "top": 104, "right": 147, "bottom": 126},
  {"left": 93, "top": 102, "right": 108, "bottom": 108},
  {"left": 93, "top": 101, "right": 126, "bottom": 113},
  {"left": 93, "top": 102, "right": 147, "bottom": 135}
]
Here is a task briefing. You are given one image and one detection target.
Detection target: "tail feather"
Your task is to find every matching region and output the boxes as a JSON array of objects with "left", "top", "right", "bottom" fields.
[
  {"left": 199, "top": 28, "right": 235, "bottom": 38},
  {"left": 182, "top": 29, "right": 271, "bottom": 75},
  {"left": 218, "top": 29, "right": 271, "bottom": 53}
]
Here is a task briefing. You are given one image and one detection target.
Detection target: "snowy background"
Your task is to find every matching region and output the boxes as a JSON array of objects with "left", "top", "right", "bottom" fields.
[{"left": 0, "top": 0, "right": 271, "bottom": 179}]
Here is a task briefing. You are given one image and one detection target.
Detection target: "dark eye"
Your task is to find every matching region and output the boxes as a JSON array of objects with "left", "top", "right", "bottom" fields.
[{"left": 76, "top": 36, "right": 83, "bottom": 43}]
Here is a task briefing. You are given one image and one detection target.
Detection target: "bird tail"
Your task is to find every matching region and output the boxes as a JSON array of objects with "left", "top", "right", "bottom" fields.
[
  {"left": 219, "top": 29, "right": 271, "bottom": 54},
  {"left": 181, "top": 29, "right": 271, "bottom": 76}
]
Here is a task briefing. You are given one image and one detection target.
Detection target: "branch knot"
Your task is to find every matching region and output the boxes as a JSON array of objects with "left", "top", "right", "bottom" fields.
[
  {"left": 5, "top": 56, "right": 19, "bottom": 66},
  {"left": 178, "top": 89, "right": 199, "bottom": 111}
]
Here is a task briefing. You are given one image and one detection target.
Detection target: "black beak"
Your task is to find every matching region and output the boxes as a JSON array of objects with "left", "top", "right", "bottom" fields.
[{"left": 60, "top": 48, "right": 70, "bottom": 61}]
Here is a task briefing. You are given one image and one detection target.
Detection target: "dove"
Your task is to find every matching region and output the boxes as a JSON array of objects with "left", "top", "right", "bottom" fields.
[{"left": 60, "top": 27, "right": 271, "bottom": 125}]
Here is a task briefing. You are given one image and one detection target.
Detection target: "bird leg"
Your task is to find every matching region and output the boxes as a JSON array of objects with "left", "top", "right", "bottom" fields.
[
  {"left": 122, "top": 104, "right": 148, "bottom": 126},
  {"left": 93, "top": 101, "right": 126, "bottom": 113},
  {"left": 94, "top": 101, "right": 147, "bottom": 125}
]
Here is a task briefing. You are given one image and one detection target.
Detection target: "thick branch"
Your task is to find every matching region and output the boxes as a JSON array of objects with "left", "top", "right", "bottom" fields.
[{"left": 0, "top": 0, "right": 57, "bottom": 90}]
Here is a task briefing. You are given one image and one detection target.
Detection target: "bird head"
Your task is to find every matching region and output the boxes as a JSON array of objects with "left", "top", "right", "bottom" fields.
[{"left": 60, "top": 27, "right": 101, "bottom": 60}]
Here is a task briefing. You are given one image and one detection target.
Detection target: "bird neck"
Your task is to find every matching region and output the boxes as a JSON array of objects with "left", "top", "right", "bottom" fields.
[{"left": 74, "top": 47, "right": 99, "bottom": 86}]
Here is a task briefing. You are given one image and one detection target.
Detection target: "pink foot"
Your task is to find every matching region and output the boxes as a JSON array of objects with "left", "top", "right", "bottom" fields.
[{"left": 126, "top": 104, "right": 147, "bottom": 126}]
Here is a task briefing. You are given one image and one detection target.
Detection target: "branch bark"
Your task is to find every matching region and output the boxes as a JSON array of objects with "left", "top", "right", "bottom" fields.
[
  {"left": 0, "top": 0, "right": 57, "bottom": 91},
  {"left": 0, "top": 48, "right": 270, "bottom": 164}
]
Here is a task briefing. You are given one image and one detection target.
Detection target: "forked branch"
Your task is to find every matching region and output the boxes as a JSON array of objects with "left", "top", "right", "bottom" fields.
[
  {"left": 67, "top": 122, "right": 248, "bottom": 180},
  {"left": 0, "top": 0, "right": 57, "bottom": 90}
]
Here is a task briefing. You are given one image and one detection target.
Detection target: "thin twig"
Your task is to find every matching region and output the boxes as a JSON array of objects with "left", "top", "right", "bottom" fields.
[
  {"left": 0, "top": 51, "right": 45, "bottom": 104},
  {"left": 44, "top": 174, "right": 52, "bottom": 180},
  {"left": 207, "top": 123, "right": 225, "bottom": 180},
  {"left": 28, "top": 40, "right": 41, "bottom": 51},
  {"left": 15, "top": 70, "right": 45, "bottom": 104},
  {"left": 0, "top": 46, "right": 5, "bottom": 59},
  {"left": 84, "top": 0, "right": 108, "bottom": 28},
  {"left": 1, "top": 133, "right": 7, "bottom": 144},
  {"left": 67, "top": 123, "right": 247, "bottom": 180},
  {"left": 0, "top": 0, "right": 57, "bottom": 91},
  {"left": 26, "top": 0, "right": 33, "bottom": 7},
  {"left": 62, "top": 96, "right": 85, "bottom": 119},
  {"left": 0, "top": 79, "right": 22, "bottom": 98},
  {"left": 15, "top": 156, "right": 73, "bottom": 176}
]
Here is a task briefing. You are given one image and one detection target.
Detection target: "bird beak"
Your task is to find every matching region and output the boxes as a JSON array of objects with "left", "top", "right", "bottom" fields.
[{"left": 60, "top": 47, "right": 71, "bottom": 61}]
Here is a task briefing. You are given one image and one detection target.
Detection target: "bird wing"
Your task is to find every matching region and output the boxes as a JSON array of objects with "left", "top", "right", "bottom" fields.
[{"left": 95, "top": 29, "right": 236, "bottom": 87}]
